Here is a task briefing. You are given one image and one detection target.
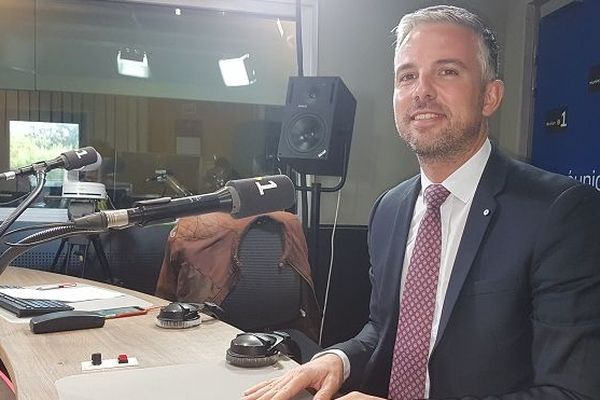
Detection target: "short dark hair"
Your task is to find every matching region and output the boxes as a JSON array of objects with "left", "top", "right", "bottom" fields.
[{"left": 394, "top": 5, "right": 500, "bottom": 81}]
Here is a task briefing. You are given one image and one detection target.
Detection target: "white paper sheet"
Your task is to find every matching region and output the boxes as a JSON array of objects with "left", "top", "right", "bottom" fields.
[{"left": 0, "top": 284, "right": 123, "bottom": 303}]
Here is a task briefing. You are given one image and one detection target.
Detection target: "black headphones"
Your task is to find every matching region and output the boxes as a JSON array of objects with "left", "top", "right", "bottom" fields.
[
  {"left": 156, "top": 303, "right": 301, "bottom": 367},
  {"left": 155, "top": 302, "right": 225, "bottom": 329},
  {"left": 226, "top": 331, "right": 301, "bottom": 368}
]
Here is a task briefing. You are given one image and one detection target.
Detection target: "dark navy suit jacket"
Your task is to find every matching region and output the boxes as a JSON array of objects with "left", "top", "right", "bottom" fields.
[{"left": 334, "top": 146, "right": 600, "bottom": 399}]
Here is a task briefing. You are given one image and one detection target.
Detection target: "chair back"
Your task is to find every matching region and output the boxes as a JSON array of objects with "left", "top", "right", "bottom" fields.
[
  {"left": 155, "top": 211, "right": 321, "bottom": 341},
  {"left": 220, "top": 216, "right": 302, "bottom": 331}
]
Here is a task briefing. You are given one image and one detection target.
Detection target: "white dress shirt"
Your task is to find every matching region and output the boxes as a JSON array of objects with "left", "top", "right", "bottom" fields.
[{"left": 316, "top": 139, "right": 492, "bottom": 397}]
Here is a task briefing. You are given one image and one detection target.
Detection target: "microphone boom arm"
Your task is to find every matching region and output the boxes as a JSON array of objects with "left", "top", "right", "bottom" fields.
[
  {"left": 0, "top": 224, "right": 107, "bottom": 276},
  {"left": 0, "top": 170, "right": 48, "bottom": 238}
]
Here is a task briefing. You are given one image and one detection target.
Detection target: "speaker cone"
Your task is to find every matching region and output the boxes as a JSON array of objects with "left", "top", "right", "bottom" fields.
[{"left": 286, "top": 114, "right": 326, "bottom": 153}]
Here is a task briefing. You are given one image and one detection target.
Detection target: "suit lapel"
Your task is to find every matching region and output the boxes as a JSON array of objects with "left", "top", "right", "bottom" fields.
[
  {"left": 386, "top": 177, "right": 421, "bottom": 324},
  {"left": 366, "top": 177, "right": 421, "bottom": 391},
  {"left": 433, "top": 147, "right": 510, "bottom": 348}
]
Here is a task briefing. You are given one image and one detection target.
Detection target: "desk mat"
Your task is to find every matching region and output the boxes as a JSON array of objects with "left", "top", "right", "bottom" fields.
[{"left": 55, "top": 359, "right": 313, "bottom": 399}]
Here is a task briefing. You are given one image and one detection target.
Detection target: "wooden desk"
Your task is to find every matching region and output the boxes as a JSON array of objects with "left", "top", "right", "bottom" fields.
[{"left": 0, "top": 267, "right": 297, "bottom": 400}]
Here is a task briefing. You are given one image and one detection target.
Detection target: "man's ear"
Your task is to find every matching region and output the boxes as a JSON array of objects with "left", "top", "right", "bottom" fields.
[{"left": 482, "top": 79, "right": 504, "bottom": 117}]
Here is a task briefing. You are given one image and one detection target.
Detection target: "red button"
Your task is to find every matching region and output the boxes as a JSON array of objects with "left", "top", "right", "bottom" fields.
[{"left": 117, "top": 354, "right": 128, "bottom": 364}]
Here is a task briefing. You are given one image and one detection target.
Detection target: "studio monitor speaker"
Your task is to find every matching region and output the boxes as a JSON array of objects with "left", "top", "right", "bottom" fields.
[{"left": 278, "top": 76, "right": 356, "bottom": 176}]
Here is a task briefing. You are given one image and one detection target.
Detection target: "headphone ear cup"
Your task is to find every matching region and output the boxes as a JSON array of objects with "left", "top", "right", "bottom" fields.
[
  {"left": 155, "top": 302, "right": 202, "bottom": 329},
  {"left": 225, "top": 332, "right": 280, "bottom": 368},
  {"left": 225, "top": 350, "right": 279, "bottom": 368}
]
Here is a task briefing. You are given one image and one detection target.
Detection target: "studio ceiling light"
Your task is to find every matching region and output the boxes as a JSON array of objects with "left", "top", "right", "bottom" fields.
[
  {"left": 117, "top": 47, "right": 150, "bottom": 78},
  {"left": 218, "top": 53, "right": 256, "bottom": 87}
]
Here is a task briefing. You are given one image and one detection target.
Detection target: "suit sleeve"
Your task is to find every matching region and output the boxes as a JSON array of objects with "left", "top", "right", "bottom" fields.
[
  {"left": 436, "top": 184, "right": 600, "bottom": 400},
  {"left": 330, "top": 191, "right": 389, "bottom": 389}
]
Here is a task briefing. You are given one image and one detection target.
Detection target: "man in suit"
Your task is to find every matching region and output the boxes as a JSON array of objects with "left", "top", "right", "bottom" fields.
[{"left": 243, "top": 5, "right": 600, "bottom": 400}]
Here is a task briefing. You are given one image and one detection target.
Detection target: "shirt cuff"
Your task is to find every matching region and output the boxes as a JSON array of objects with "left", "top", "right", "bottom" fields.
[{"left": 311, "top": 349, "right": 351, "bottom": 381}]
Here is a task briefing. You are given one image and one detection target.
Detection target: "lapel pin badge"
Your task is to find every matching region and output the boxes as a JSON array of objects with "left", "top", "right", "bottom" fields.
[{"left": 483, "top": 209, "right": 490, "bottom": 216}]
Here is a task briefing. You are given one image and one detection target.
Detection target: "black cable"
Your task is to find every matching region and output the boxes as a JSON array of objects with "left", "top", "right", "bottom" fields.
[
  {"left": 294, "top": 0, "right": 310, "bottom": 237},
  {"left": 0, "top": 170, "right": 47, "bottom": 238},
  {"left": 0, "top": 191, "right": 31, "bottom": 206},
  {"left": 299, "top": 172, "right": 309, "bottom": 229},
  {"left": 295, "top": 0, "right": 304, "bottom": 77}
]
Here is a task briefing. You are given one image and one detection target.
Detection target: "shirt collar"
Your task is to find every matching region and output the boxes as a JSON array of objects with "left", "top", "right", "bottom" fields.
[{"left": 419, "top": 139, "right": 491, "bottom": 204}]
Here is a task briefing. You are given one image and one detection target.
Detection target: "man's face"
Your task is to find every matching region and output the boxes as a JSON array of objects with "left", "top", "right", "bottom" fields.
[{"left": 393, "top": 23, "right": 500, "bottom": 161}]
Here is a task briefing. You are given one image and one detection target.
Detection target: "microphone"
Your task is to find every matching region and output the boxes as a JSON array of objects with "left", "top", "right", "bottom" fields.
[
  {"left": 72, "top": 175, "right": 296, "bottom": 229},
  {"left": 0, "top": 147, "right": 99, "bottom": 181}
]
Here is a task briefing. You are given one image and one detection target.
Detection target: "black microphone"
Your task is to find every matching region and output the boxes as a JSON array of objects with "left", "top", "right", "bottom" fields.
[
  {"left": 0, "top": 147, "right": 99, "bottom": 181},
  {"left": 72, "top": 175, "right": 296, "bottom": 229}
]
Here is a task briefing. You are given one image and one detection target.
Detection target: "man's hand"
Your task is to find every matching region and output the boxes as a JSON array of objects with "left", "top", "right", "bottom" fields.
[{"left": 242, "top": 353, "right": 344, "bottom": 400}]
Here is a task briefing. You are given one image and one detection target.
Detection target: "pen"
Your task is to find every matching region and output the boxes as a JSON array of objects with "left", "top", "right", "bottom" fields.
[{"left": 35, "top": 283, "right": 78, "bottom": 290}]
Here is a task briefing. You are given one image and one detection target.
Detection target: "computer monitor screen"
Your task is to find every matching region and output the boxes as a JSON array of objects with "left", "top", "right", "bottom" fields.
[{"left": 9, "top": 120, "right": 80, "bottom": 183}]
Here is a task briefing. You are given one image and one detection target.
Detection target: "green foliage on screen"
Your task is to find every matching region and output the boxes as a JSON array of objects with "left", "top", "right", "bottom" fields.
[{"left": 9, "top": 121, "right": 79, "bottom": 182}]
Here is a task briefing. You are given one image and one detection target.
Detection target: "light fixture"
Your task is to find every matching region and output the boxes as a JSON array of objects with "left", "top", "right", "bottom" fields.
[
  {"left": 117, "top": 47, "right": 150, "bottom": 79},
  {"left": 218, "top": 53, "right": 256, "bottom": 87}
]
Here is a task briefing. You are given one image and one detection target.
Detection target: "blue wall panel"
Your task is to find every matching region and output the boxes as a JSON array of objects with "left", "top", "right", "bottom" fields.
[{"left": 531, "top": 1, "right": 600, "bottom": 190}]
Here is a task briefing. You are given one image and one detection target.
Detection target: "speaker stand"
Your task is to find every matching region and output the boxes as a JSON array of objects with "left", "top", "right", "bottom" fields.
[
  {"left": 308, "top": 182, "right": 321, "bottom": 272},
  {"left": 296, "top": 170, "right": 348, "bottom": 277},
  {"left": 293, "top": 142, "right": 350, "bottom": 285}
]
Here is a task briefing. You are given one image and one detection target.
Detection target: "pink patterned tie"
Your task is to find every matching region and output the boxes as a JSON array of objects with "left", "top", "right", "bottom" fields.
[{"left": 388, "top": 184, "right": 450, "bottom": 400}]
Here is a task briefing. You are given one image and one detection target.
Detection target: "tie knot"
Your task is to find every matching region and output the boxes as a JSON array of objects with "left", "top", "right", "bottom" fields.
[{"left": 424, "top": 184, "right": 450, "bottom": 209}]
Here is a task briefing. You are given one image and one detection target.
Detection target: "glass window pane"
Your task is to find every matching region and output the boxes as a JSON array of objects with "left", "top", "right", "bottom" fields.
[
  {"left": 1, "top": 0, "right": 297, "bottom": 211},
  {"left": 36, "top": 0, "right": 297, "bottom": 105},
  {"left": 0, "top": 0, "right": 35, "bottom": 90}
]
